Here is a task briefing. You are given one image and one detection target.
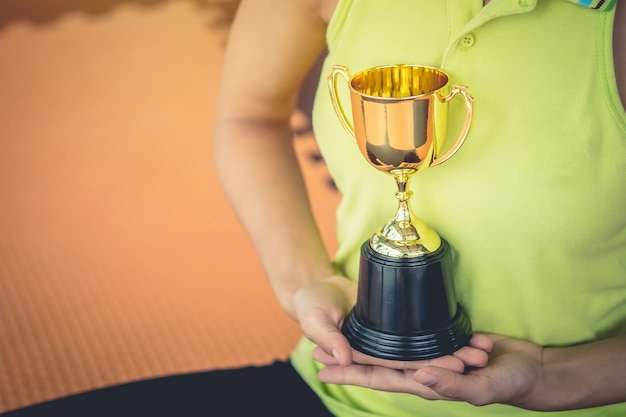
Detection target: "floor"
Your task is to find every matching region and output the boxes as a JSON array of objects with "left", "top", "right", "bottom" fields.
[{"left": 0, "top": 1, "right": 339, "bottom": 411}]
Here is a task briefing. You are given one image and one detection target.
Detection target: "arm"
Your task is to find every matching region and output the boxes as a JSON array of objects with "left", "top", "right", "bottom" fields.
[
  {"left": 213, "top": 0, "right": 356, "bottom": 361},
  {"left": 413, "top": 334, "right": 626, "bottom": 411},
  {"left": 213, "top": 0, "right": 492, "bottom": 370},
  {"left": 536, "top": 335, "right": 626, "bottom": 410},
  {"left": 214, "top": 0, "right": 331, "bottom": 316}
]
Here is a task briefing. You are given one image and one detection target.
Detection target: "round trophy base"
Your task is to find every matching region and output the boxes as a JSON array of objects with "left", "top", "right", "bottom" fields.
[
  {"left": 341, "top": 240, "right": 472, "bottom": 360},
  {"left": 342, "top": 304, "right": 472, "bottom": 360}
]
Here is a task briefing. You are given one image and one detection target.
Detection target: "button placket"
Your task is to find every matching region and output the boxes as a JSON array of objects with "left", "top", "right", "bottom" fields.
[{"left": 442, "top": 0, "right": 537, "bottom": 65}]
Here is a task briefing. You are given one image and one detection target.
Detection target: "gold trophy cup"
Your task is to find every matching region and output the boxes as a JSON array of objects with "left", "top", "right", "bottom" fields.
[{"left": 328, "top": 64, "right": 474, "bottom": 360}]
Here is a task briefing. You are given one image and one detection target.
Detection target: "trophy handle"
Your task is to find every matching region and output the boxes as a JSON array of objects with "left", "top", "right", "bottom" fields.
[
  {"left": 431, "top": 85, "right": 474, "bottom": 167},
  {"left": 328, "top": 65, "right": 356, "bottom": 141}
]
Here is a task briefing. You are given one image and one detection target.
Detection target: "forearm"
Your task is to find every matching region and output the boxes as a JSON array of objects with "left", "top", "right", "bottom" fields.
[
  {"left": 212, "top": 0, "right": 332, "bottom": 319},
  {"left": 538, "top": 335, "right": 626, "bottom": 410},
  {"left": 213, "top": 119, "right": 335, "bottom": 319}
]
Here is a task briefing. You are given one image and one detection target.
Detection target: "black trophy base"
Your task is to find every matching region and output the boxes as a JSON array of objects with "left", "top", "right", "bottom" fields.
[
  {"left": 342, "top": 304, "right": 472, "bottom": 360},
  {"left": 342, "top": 241, "right": 472, "bottom": 361}
]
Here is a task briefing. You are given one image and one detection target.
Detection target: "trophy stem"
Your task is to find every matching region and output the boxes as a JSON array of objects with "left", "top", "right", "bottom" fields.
[
  {"left": 370, "top": 169, "right": 441, "bottom": 258},
  {"left": 391, "top": 168, "right": 415, "bottom": 226}
]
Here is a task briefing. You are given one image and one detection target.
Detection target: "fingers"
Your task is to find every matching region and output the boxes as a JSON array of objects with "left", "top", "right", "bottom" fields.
[
  {"left": 469, "top": 333, "right": 495, "bottom": 352},
  {"left": 313, "top": 333, "right": 497, "bottom": 403},
  {"left": 312, "top": 347, "right": 463, "bottom": 374},
  {"left": 413, "top": 367, "right": 493, "bottom": 406},
  {"left": 313, "top": 336, "right": 493, "bottom": 373},
  {"left": 351, "top": 350, "right": 467, "bottom": 373},
  {"left": 312, "top": 346, "right": 336, "bottom": 364},
  {"left": 294, "top": 277, "right": 357, "bottom": 367},
  {"left": 452, "top": 346, "right": 489, "bottom": 369},
  {"left": 443, "top": 333, "right": 493, "bottom": 369},
  {"left": 318, "top": 364, "right": 439, "bottom": 398},
  {"left": 317, "top": 362, "right": 495, "bottom": 405},
  {"left": 300, "top": 311, "right": 353, "bottom": 367}
]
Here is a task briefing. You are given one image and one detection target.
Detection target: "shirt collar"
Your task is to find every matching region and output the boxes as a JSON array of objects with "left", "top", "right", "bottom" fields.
[{"left": 563, "top": 0, "right": 616, "bottom": 10}]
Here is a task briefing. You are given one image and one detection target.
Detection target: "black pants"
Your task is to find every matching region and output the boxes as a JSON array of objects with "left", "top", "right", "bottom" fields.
[{"left": 2, "top": 361, "right": 335, "bottom": 417}]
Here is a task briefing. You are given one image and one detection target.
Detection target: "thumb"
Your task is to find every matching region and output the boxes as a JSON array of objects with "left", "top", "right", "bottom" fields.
[
  {"left": 300, "top": 311, "right": 353, "bottom": 367},
  {"left": 414, "top": 368, "right": 492, "bottom": 406}
]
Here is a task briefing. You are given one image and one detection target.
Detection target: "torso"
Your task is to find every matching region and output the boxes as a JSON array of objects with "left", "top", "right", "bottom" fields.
[{"left": 299, "top": 3, "right": 626, "bottom": 416}]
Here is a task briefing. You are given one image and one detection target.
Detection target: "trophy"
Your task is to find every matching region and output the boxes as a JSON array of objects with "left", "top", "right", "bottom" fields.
[{"left": 328, "top": 64, "right": 474, "bottom": 360}]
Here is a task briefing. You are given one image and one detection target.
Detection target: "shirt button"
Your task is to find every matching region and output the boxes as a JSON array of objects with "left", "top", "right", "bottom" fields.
[{"left": 460, "top": 34, "right": 476, "bottom": 48}]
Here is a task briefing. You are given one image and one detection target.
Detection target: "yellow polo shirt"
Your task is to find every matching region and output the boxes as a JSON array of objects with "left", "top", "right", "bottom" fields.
[{"left": 291, "top": 1, "right": 626, "bottom": 416}]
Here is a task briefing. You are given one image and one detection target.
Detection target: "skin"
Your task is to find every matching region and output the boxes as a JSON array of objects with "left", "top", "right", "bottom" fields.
[{"left": 213, "top": 0, "right": 626, "bottom": 412}]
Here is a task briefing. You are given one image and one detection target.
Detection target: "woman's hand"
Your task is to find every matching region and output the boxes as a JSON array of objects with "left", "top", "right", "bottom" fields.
[
  {"left": 293, "top": 276, "right": 357, "bottom": 367},
  {"left": 317, "top": 334, "right": 543, "bottom": 407},
  {"left": 314, "top": 333, "right": 492, "bottom": 373},
  {"left": 411, "top": 335, "right": 546, "bottom": 408},
  {"left": 317, "top": 333, "right": 626, "bottom": 411}
]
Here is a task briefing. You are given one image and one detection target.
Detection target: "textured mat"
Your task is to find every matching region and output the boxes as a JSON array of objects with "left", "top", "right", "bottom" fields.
[{"left": 0, "top": 1, "right": 338, "bottom": 412}]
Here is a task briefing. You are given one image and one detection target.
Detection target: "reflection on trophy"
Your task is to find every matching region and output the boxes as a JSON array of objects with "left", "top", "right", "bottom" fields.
[{"left": 328, "top": 64, "right": 474, "bottom": 360}]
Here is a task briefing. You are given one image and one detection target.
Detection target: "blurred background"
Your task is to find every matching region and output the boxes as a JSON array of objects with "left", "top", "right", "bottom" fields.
[{"left": 0, "top": 0, "right": 338, "bottom": 412}]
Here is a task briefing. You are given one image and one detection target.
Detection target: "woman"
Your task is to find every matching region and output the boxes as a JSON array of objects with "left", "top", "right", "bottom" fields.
[{"left": 213, "top": 0, "right": 626, "bottom": 416}]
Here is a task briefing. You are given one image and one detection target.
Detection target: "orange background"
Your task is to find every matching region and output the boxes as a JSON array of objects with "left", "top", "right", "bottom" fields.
[{"left": 0, "top": 0, "right": 338, "bottom": 411}]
